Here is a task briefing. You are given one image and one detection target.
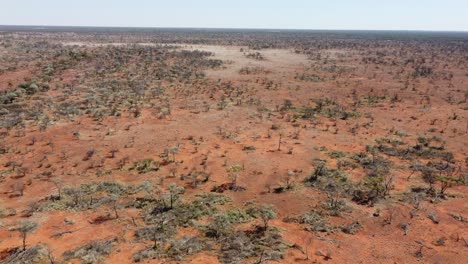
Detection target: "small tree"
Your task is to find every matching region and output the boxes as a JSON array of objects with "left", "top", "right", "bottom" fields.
[
  {"left": 189, "top": 171, "right": 199, "bottom": 188},
  {"left": 166, "top": 184, "right": 184, "bottom": 210},
  {"left": 11, "top": 220, "right": 38, "bottom": 251},
  {"left": 168, "top": 144, "right": 180, "bottom": 163},
  {"left": 109, "top": 194, "right": 121, "bottom": 219},
  {"left": 50, "top": 178, "right": 63, "bottom": 200},
  {"left": 277, "top": 133, "right": 283, "bottom": 151},
  {"left": 226, "top": 164, "right": 243, "bottom": 190},
  {"left": 45, "top": 245, "right": 57, "bottom": 264},
  {"left": 283, "top": 170, "right": 298, "bottom": 190},
  {"left": 135, "top": 217, "right": 177, "bottom": 250},
  {"left": 422, "top": 168, "right": 436, "bottom": 191},
  {"left": 66, "top": 188, "right": 84, "bottom": 207},
  {"left": 437, "top": 175, "right": 459, "bottom": 196},
  {"left": 249, "top": 204, "right": 277, "bottom": 230}
]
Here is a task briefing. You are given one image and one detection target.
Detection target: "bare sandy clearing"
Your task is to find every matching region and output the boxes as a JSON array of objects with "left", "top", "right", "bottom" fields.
[{"left": 177, "top": 44, "right": 309, "bottom": 78}]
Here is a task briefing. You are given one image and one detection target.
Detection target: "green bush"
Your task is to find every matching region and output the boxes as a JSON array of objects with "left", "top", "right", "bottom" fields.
[{"left": 306, "top": 161, "right": 349, "bottom": 193}]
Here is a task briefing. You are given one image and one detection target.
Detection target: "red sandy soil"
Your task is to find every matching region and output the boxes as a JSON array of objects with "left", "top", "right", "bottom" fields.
[{"left": 0, "top": 35, "right": 466, "bottom": 264}]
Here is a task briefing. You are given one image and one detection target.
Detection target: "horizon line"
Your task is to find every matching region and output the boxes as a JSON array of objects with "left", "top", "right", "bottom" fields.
[{"left": 1, "top": 24, "right": 467, "bottom": 33}]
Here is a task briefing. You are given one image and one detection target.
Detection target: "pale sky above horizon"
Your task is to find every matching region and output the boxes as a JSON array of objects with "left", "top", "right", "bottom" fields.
[{"left": 1, "top": 0, "right": 467, "bottom": 31}]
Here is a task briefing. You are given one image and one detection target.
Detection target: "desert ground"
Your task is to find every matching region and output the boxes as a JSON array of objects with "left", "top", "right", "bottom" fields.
[{"left": 0, "top": 28, "right": 467, "bottom": 263}]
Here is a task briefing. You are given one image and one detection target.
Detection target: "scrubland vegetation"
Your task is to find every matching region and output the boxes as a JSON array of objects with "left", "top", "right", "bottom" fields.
[{"left": 0, "top": 28, "right": 467, "bottom": 263}]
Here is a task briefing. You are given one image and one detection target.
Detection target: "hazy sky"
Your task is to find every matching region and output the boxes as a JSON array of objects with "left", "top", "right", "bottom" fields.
[{"left": 1, "top": 0, "right": 467, "bottom": 31}]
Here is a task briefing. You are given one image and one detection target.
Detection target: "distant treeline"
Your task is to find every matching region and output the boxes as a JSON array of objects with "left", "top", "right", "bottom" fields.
[{"left": 1, "top": 25, "right": 468, "bottom": 41}]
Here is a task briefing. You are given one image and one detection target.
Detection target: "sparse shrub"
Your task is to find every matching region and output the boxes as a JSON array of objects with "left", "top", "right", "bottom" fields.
[
  {"left": 204, "top": 213, "right": 234, "bottom": 239},
  {"left": 328, "top": 150, "right": 346, "bottom": 159},
  {"left": 129, "top": 158, "right": 160, "bottom": 174},
  {"left": 219, "top": 227, "right": 287, "bottom": 264},
  {"left": 322, "top": 192, "right": 350, "bottom": 216},
  {"left": 63, "top": 238, "right": 116, "bottom": 264},
  {"left": 164, "top": 236, "right": 209, "bottom": 261},
  {"left": 284, "top": 211, "right": 332, "bottom": 233},
  {"left": 449, "top": 213, "right": 468, "bottom": 223},
  {"left": 10, "top": 220, "right": 38, "bottom": 251},
  {"left": 2, "top": 245, "right": 49, "bottom": 264},
  {"left": 247, "top": 204, "right": 277, "bottom": 230},
  {"left": 242, "top": 145, "right": 256, "bottom": 151},
  {"left": 341, "top": 221, "right": 362, "bottom": 234},
  {"left": 225, "top": 164, "right": 244, "bottom": 191},
  {"left": 135, "top": 221, "right": 177, "bottom": 250},
  {"left": 306, "top": 161, "right": 349, "bottom": 193}
]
